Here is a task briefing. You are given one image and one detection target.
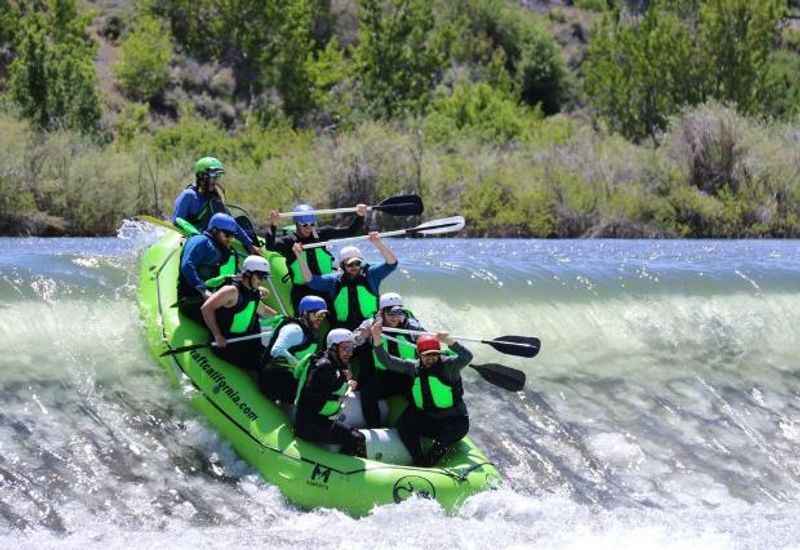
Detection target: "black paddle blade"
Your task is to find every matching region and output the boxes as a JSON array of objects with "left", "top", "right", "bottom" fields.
[
  {"left": 470, "top": 363, "right": 526, "bottom": 392},
  {"left": 485, "top": 335, "right": 541, "bottom": 358},
  {"left": 374, "top": 194, "right": 424, "bottom": 216}
]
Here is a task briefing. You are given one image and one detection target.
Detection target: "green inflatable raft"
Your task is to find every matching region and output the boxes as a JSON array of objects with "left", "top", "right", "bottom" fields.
[{"left": 137, "top": 230, "right": 501, "bottom": 516}]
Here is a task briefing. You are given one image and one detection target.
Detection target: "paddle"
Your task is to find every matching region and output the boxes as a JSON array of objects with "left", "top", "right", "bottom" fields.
[
  {"left": 302, "top": 216, "right": 465, "bottom": 250},
  {"left": 136, "top": 214, "right": 178, "bottom": 232},
  {"left": 383, "top": 327, "right": 541, "bottom": 359},
  {"left": 278, "top": 194, "right": 423, "bottom": 218},
  {"left": 160, "top": 331, "right": 267, "bottom": 357},
  {"left": 381, "top": 334, "right": 526, "bottom": 391},
  {"left": 470, "top": 363, "right": 526, "bottom": 392}
]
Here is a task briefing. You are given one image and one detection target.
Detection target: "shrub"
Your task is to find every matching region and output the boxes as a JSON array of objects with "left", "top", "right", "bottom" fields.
[
  {"left": 424, "top": 82, "right": 542, "bottom": 143},
  {"left": 667, "top": 102, "right": 749, "bottom": 196},
  {"left": 114, "top": 16, "right": 173, "bottom": 101},
  {"left": 354, "top": 0, "right": 448, "bottom": 118},
  {"left": 9, "top": 2, "right": 102, "bottom": 135},
  {"left": 115, "top": 102, "right": 150, "bottom": 147},
  {"left": 517, "top": 25, "right": 567, "bottom": 115},
  {"left": 584, "top": 3, "right": 703, "bottom": 142},
  {"left": 575, "top": 0, "right": 609, "bottom": 12}
]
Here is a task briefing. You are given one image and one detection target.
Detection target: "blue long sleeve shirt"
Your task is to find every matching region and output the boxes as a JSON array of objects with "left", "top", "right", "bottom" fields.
[
  {"left": 269, "top": 323, "right": 306, "bottom": 364},
  {"left": 172, "top": 187, "right": 254, "bottom": 249},
  {"left": 180, "top": 233, "right": 226, "bottom": 295},
  {"left": 307, "top": 261, "right": 398, "bottom": 299}
]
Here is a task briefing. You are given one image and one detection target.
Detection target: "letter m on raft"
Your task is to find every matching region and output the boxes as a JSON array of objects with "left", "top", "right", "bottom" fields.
[{"left": 310, "top": 463, "right": 332, "bottom": 484}]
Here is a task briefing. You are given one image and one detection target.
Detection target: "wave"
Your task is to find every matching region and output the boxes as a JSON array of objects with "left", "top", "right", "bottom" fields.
[{"left": 2, "top": 231, "right": 800, "bottom": 546}]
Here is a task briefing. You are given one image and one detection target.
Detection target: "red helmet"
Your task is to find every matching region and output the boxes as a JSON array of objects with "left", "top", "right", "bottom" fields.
[{"left": 416, "top": 335, "right": 441, "bottom": 355}]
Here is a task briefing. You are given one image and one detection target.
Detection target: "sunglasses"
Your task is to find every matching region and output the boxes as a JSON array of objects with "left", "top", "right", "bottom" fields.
[
  {"left": 337, "top": 343, "right": 354, "bottom": 353},
  {"left": 345, "top": 260, "right": 363, "bottom": 268},
  {"left": 384, "top": 309, "right": 405, "bottom": 317},
  {"left": 299, "top": 223, "right": 315, "bottom": 228},
  {"left": 309, "top": 310, "right": 327, "bottom": 321},
  {"left": 207, "top": 171, "right": 224, "bottom": 179}
]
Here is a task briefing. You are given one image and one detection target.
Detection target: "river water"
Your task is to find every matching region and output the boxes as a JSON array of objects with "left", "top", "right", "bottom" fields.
[{"left": 1, "top": 224, "right": 800, "bottom": 549}]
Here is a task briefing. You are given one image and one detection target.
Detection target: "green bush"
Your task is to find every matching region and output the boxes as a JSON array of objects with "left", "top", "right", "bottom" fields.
[
  {"left": 763, "top": 50, "right": 800, "bottom": 120},
  {"left": 115, "top": 102, "right": 151, "bottom": 147},
  {"left": 574, "top": 0, "right": 608, "bottom": 12},
  {"left": 698, "top": 0, "right": 785, "bottom": 116},
  {"left": 441, "top": 0, "right": 568, "bottom": 114},
  {"left": 585, "top": 3, "right": 703, "bottom": 142},
  {"left": 517, "top": 25, "right": 567, "bottom": 115},
  {"left": 586, "top": 0, "right": 786, "bottom": 142},
  {"left": 424, "top": 82, "right": 541, "bottom": 143},
  {"left": 114, "top": 16, "right": 173, "bottom": 101},
  {"left": 9, "top": 1, "right": 102, "bottom": 135},
  {"left": 354, "top": 0, "right": 448, "bottom": 118}
]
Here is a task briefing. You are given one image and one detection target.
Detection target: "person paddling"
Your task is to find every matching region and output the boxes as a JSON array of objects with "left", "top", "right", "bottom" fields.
[
  {"left": 369, "top": 320, "right": 473, "bottom": 466},
  {"left": 354, "top": 293, "right": 423, "bottom": 428},
  {"left": 200, "top": 256, "right": 276, "bottom": 370},
  {"left": 172, "top": 156, "right": 260, "bottom": 254},
  {"left": 295, "top": 232, "right": 398, "bottom": 330},
  {"left": 265, "top": 203, "right": 367, "bottom": 310},
  {"left": 294, "top": 329, "right": 367, "bottom": 457},
  {"left": 178, "top": 213, "right": 242, "bottom": 323},
  {"left": 260, "top": 296, "right": 328, "bottom": 403}
]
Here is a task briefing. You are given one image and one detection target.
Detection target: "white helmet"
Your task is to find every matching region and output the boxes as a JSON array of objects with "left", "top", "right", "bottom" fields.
[
  {"left": 326, "top": 328, "right": 354, "bottom": 348},
  {"left": 242, "top": 255, "right": 270, "bottom": 275},
  {"left": 339, "top": 245, "right": 364, "bottom": 265},
  {"left": 379, "top": 292, "right": 403, "bottom": 310}
]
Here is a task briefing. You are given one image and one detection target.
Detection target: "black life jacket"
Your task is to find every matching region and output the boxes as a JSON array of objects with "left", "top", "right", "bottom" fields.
[
  {"left": 214, "top": 279, "right": 261, "bottom": 338},
  {"left": 264, "top": 316, "right": 318, "bottom": 365},
  {"left": 184, "top": 183, "right": 226, "bottom": 231},
  {"left": 177, "top": 232, "right": 233, "bottom": 299}
]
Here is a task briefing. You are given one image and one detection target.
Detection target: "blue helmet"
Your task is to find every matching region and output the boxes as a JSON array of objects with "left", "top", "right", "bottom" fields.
[
  {"left": 298, "top": 295, "right": 327, "bottom": 315},
  {"left": 293, "top": 204, "right": 316, "bottom": 226},
  {"left": 208, "top": 213, "right": 238, "bottom": 233}
]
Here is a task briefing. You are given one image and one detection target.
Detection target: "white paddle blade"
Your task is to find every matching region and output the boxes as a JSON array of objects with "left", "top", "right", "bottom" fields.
[{"left": 414, "top": 216, "right": 465, "bottom": 235}]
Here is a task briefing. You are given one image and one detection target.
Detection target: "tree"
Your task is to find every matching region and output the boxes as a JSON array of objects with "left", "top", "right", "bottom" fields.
[
  {"left": 585, "top": 0, "right": 788, "bottom": 140},
  {"left": 698, "top": 0, "right": 785, "bottom": 115},
  {"left": 114, "top": 16, "right": 173, "bottom": 101},
  {"left": 354, "top": 0, "right": 448, "bottom": 118},
  {"left": 8, "top": 0, "right": 101, "bottom": 135},
  {"left": 585, "top": 3, "right": 703, "bottom": 142}
]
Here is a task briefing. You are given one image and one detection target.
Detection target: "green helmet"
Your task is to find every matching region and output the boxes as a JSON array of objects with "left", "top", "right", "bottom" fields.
[{"left": 194, "top": 156, "right": 225, "bottom": 177}]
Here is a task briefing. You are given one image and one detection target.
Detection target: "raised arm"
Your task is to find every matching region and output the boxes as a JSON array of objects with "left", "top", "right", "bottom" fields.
[
  {"left": 439, "top": 333, "right": 474, "bottom": 378},
  {"left": 317, "top": 204, "right": 367, "bottom": 240},
  {"left": 370, "top": 320, "right": 416, "bottom": 376},
  {"left": 292, "top": 242, "right": 312, "bottom": 283},
  {"left": 369, "top": 231, "right": 397, "bottom": 265}
]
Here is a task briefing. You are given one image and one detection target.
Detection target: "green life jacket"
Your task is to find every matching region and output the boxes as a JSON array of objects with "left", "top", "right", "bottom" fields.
[
  {"left": 332, "top": 270, "right": 378, "bottom": 329},
  {"left": 289, "top": 247, "right": 335, "bottom": 284},
  {"left": 373, "top": 333, "right": 417, "bottom": 371},
  {"left": 203, "top": 254, "right": 238, "bottom": 289},
  {"left": 265, "top": 315, "right": 318, "bottom": 368},
  {"left": 177, "top": 232, "right": 234, "bottom": 299},
  {"left": 174, "top": 217, "right": 201, "bottom": 236},
  {"left": 215, "top": 279, "right": 261, "bottom": 338},
  {"left": 411, "top": 361, "right": 464, "bottom": 412},
  {"left": 294, "top": 352, "right": 349, "bottom": 418}
]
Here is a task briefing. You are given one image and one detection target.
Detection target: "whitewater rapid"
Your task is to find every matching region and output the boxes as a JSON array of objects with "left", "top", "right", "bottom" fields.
[{"left": 1, "top": 226, "right": 800, "bottom": 549}]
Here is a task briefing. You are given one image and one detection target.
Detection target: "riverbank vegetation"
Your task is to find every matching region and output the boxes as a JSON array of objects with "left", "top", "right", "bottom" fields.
[{"left": 1, "top": 0, "right": 800, "bottom": 237}]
